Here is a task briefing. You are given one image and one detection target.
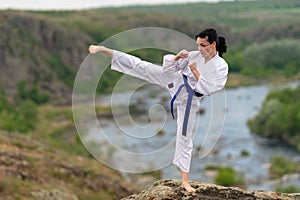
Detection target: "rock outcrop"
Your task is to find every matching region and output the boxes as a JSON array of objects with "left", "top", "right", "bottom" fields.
[{"left": 123, "top": 179, "right": 300, "bottom": 200}]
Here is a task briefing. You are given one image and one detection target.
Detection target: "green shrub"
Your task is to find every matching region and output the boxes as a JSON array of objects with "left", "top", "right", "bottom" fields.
[
  {"left": 214, "top": 166, "right": 245, "bottom": 187},
  {"left": 45, "top": 53, "right": 75, "bottom": 88},
  {"left": 270, "top": 156, "right": 298, "bottom": 179},
  {"left": 205, "top": 165, "right": 220, "bottom": 171},
  {"left": 17, "top": 81, "right": 49, "bottom": 104},
  {"left": 248, "top": 85, "right": 300, "bottom": 150},
  {"left": 275, "top": 185, "right": 300, "bottom": 193},
  {"left": 240, "top": 150, "right": 250, "bottom": 157},
  {"left": 0, "top": 89, "right": 38, "bottom": 133},
  {"left": 239, "top": 39, "right": 300, "bottom": 77}
]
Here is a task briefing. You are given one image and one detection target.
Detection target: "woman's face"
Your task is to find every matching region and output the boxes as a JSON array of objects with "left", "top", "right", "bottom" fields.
[{"left": 196, "top": 36, "right": 216, "bottom": 58}]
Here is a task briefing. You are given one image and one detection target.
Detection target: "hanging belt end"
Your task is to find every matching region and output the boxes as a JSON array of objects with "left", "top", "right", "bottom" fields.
[{"left": 171, "top": 107, "right": 175, "bottom": 119}]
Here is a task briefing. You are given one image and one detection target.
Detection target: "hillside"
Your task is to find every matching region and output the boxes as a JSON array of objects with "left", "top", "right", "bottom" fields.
[
  {"left": 2, "top": 129, "right": 299, "bottom": 200},
  {"left": 0, "top": 11, "right": 92, "bottom": 104},
  {"left": 1, "top": 1, "right": 300, "bottom": 102},
  {"left": 0, "top": 130, "right": 137, "bottom": 199},
  {"left": 107, "top": 0, "right": 300, "bottom": 38},
  {"left": 0, "top": 10, "right": 209, "bottom": 103}
]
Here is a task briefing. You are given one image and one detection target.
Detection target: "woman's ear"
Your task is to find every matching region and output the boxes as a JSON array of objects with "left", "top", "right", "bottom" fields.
[{"left": 212, "top": 41, "right": 217, "bottom": 48}]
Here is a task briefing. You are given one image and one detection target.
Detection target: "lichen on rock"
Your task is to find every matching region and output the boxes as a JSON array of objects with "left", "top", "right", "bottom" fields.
[{"left": 122, "top": 179, "right": 300, "bottom": 200}]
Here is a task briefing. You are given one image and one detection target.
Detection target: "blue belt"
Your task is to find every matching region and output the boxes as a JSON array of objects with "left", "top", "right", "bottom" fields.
[{"left": 170, "top": 75, "right": 203, "bottom": 136}]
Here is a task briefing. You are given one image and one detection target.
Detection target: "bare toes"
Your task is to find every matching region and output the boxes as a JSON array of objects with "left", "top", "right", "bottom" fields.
[{"left": 182, "top": 183, "right": 196, "bottom": 193}]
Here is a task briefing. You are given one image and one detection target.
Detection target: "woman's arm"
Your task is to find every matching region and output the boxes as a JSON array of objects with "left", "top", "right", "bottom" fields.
[
  {"left": 173, "top": 49, "right": 189, "bottom": 61},
  {"left": 188, "top": 62, "right": 200, "bottom": 80},
  {"left": 195, "top": 62, "right": 228, "bottom": 95},
  {"left": 89, "top": 45, "right": 113, "bottom": 57},
  {"left": 163, "top": 49, "right": 189, "bottom": 73}
]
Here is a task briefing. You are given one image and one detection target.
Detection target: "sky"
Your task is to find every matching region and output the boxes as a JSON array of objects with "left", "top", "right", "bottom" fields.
[{"left": 0, "top": 0, "right": 222, "bottom": 10}]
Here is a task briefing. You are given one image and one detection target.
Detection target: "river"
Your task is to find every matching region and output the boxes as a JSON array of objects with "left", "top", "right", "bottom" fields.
[{"left": 87, "top": 82, "right": 300, "bottom": 191}]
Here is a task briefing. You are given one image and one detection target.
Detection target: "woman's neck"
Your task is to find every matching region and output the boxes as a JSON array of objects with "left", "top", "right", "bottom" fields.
[{"left": 205, "top": 50, "right": 217, "bottom": 63}]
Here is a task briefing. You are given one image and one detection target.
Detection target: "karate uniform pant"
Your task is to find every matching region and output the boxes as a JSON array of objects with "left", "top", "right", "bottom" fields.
[{"left": 111, "top": 50, "right": 198, "bottom": 173}]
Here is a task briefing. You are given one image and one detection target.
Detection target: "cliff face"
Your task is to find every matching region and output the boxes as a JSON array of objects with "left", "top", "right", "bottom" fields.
[
  {"left": 0, "top": 11, "right": 92, "bottom": 104},
  {"left": 123, "top": 179, "right": 300, "bottom": 200}
]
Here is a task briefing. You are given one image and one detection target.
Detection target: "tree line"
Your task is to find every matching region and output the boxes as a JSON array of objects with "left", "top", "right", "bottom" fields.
[{"left": 248, "top": 85, "right": 300, "bottom": 150}]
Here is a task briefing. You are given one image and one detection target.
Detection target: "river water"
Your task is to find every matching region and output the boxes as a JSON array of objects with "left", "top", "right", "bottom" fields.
[{"left": 88, "top": 82, "right": 300, "bottom": 191}]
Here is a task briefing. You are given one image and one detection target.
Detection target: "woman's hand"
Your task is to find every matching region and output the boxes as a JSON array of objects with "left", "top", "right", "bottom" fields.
[
  {"left": 188, "top": 62, "right": 200, "bottom": 80},
  {"left": 173, "top": 49, "right": 189, "bottom": 61}
]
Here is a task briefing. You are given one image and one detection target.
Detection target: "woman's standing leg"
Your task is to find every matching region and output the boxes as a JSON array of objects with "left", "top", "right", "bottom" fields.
[
  {"left": 173, "top": 107, "right": 197, "bottom": 192},
  {"left": 182, "top": 171, "right": 196, "bottom": 192}
]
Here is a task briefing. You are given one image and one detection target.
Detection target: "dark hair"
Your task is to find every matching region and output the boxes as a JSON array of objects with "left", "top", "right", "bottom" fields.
[{"left": 195, "top": 28, "right": 227, "bottom": 57}]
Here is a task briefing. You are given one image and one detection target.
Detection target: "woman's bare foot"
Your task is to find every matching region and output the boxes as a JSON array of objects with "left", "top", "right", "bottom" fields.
[{"left": 182, "top": 182, "right": 196, "bottom": 193}]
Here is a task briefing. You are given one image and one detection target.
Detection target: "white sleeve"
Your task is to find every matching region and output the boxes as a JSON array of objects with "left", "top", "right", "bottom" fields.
[
  {"left": 162, "top": 54, "right": 188, "bottom": 73},
  {"left": 195, "top": 62, "right": 228, "bottom": 96}
]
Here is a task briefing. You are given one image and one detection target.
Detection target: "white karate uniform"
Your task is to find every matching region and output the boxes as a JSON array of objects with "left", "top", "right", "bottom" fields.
[{"left": 111, "top": 50, "right": 228, "bottom": 173}]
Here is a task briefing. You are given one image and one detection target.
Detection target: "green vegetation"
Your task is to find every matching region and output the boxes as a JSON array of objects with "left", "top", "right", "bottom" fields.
[
  {"left": 0, "top": 131, "right": 134, "bottom": 200},
  {"left": 110, "top": 0, "right": 300, "bottom": 33},
  {"left": 31, "top": 0, "right": 300, "bottom": 35},
  {"left": 214, "top": 166, "right": 245, "bottom": 187},
  {"left": 25, "top": 0, "right": 300, "bottom": 91},
  {"left": 33, "top": 104, "right": 92, "bottom": 157},
  {"left": 205, "top": 165, "right": 220, "bottom": 171},
  {"left": 0, "top": 88, "right": 38, "bottom": 133},
  {"left": 240, "top": 149, "right": 250, "bottom": 157},
  {"left": 46, "top": 53, "right": 76, "bottom": 88},
  {"left": 0, "top": 83, "right": 94, "bottom": 156},
  {"left": 276, "top": 185, "right": 300, "bottom": 193},
  {"left": 108, "top": 0, "right": 300, "bottom": 82},
  {"left": 96, "top": 67, "right": 123, "bottom": 93},
  {"left": 141, "top": 170, "right": 162, "bottom": 180},
  {"left": 206, "top": 165, "right": 245, "bottom": 188},
  {"left": 1, "top": 0, "right": 299, "bottom": 96},
  {"left": 269, "top": 156, "right": 298, "bottom": 179},
  {"left": 230, "top": 39, "right": 300, "bottom": 77},
  {"left": 17, "top": 81, "right": 49, "bottom": 104},
  {"left": 248, "top": 85, "right": 300, "bottom": 150}
]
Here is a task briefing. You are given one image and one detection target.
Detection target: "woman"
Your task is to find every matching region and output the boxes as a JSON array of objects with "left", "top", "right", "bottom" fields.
[{"left": 89, "top": 28, "right": 228, "bottom": 192}]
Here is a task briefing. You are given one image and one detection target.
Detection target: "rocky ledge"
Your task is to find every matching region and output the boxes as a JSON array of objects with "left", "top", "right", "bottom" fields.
[{"left": 122, "top": 179, "right": 300, "bottom": 200}]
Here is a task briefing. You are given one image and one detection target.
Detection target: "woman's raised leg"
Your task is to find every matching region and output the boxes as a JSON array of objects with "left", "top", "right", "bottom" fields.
[{"left": 89, "top": 45, "right": 173, "bottom": 89}]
